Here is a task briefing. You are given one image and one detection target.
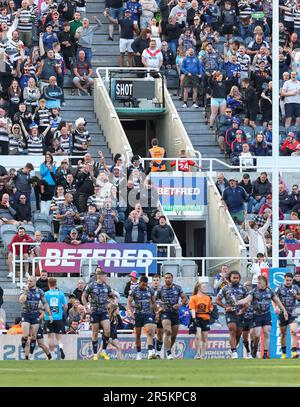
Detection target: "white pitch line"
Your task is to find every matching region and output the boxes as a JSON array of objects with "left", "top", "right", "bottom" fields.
[{"left": 85, "top": 372, "right": 156, "bottom": 379}]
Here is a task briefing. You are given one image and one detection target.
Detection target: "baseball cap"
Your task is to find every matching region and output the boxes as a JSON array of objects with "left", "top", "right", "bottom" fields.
[
  {"left": 229, "top": 177, "right": 238, "bottom": 182},
  {"left": 236, "top": 129, "right": 243, "bottom": 134},
  {"left": 288, "top": 131, "right": 295, "bottom": 137},
  {"left": 70, "top": 228, "right": 78, "bottom": 234},
  {"left": 232, "top": 117, "right": 240, "bottom": 124},
  {"left": 266, "top": 194, "right": 272, "bottom": 199},
  {"left": 124, "top": 9, "right": 131, "bottom": 13},
  {"left": 129, "top": 271, "right": 138, "bottom": 278},
  {"left": 29, "top": 122, "right": 38, "bottom": 129}
]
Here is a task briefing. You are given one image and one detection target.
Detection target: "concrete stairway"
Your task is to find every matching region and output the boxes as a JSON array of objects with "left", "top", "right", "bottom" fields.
[
  {"left": 60, "top": 95, "right": 112, "bottom": 162},
  {"left": 172, "top": 97, "right": 227, "bottom": 171}
]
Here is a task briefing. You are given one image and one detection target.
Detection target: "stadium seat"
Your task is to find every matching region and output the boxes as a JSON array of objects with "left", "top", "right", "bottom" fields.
[
  {"left": 0, "top": 224, "right": 17, "bottom": 238},
  {"left": 23, "top": 224, "right": 35, "bottom": 236},
  {"left": 255, "top": 125, "right": 266, "bottom": 135},
  {"left": 36, "top": 224, "right": 52, "bottom": 237},
  {"left": 161, "top": 261, "right": 181, "bottom": 277},
  {"left": 181, "top": 260, "right": 198, "bottom": 277},
  {"left": 115, "top": 236, "right": 125, "bottom": 243},
  {"left": 240, "top": 125, "right": 254, "bottom": 142},
  {"left": 33, "top": 212, "right": 52, "bottom": 226},
  {"left": 81, "top": 258, "right": 100, "bottom": 279},
  {"left": 245, "top": 37, "right": 253, "bottom": 46}
]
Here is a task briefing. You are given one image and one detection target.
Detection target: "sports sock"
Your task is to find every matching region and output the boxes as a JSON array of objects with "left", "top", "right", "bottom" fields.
[
  {"left": 102, "top": 335, "right": 109, "bottom": 351},
  {"left": 282, "top": 346, "right": 287, "bottom": 354},
  {"left": 29, "top": 339, "right": 36, "bottom": 355},
  {"left": 231, "top": 348, "right": 236, "bottom": 353},
  {"left": 156, "top": 340, "right": 163, "bottom": 352},
  {"left": 137, "top": 346, "right": 141, "bottom": 353},
  {"left": 59, "top": 343, "right": 63, "bottom": 349},
  {"left": 92, "top": 340, "right": 98, "bottom": 354},
  {"left": 243, "top": 340, "right": 250, "bottom": 353},
  {"left": 167, "top": 350, "right": 171, "bottom": 356},
  {"left": 47, "top": 353, "right": 52, "bottom": 360},
  {"left": 21, "top": 337, "right": 27, "bottom": 349},
  {"left": 263, "top": 350, "right": 268, "bottom": 357},
  {"left": 148, "top": 345, "right": 153, "bottom": 351},
  {"left": 292, "top": 347, "right": 297, "bottom": 352}
]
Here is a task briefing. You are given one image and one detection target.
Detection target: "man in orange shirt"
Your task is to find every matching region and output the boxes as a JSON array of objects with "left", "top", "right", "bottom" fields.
[
  {"left": 189, "top": 282, "right": 213, "bottom": 359},
  {"left": 7, "top": 317, "right": 23, "bottom": 335}
]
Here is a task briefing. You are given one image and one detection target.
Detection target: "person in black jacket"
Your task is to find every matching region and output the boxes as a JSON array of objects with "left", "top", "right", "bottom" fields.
[
  {"left": 215, "top": 172, "right": 229, "bottom": 196},
  {"left": 58, "top": 22, "right": 75, "bottom": 71},
  {"left": 241, "top": 78, "right": 259, "bottom": 128},
  {"left": 58, "top": 0, "right": 76, "bottom": 21},
  {"left": 36, "top": 270, "right": 50, "bottom": 292},
  {"left": 151, "top": 216, "right": 174, "bottom": 244},
  {"left": 131, "top": 29, "right": 151, "bottom": 67},
  {"left": 124, "top": 210, "right": 147, "bottom": 243},
  {"left": 73, "top": 279, "right": 85, "bottom": 304},
  {"left": 166, "top": 16, "right": 183, "bottom": 56},
  {"left": 160, "top": 41, "right": 176, "bottom": 70},
  {"left": 15, "top": 194, "right": 32, "bottom": 223}
]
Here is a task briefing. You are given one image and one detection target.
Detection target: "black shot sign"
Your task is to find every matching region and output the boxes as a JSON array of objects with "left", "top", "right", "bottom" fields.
[{"left": 115, "top": 80, "right": 134, "bottom": 100}]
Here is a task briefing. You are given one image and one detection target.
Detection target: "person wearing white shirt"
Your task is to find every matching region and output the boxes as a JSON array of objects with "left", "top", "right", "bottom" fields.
[
  {"left": 281, "top": 71, "right": 300, "bottom": 127},
  {"left": 249, "top": 254, "right": 269, "bottom": 287},
  {"left": 142, "top": 39, "right": 163, "bottom": 69}
]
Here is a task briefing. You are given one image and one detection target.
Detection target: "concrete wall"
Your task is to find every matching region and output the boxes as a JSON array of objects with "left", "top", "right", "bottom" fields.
[
  {"left": 156, "top": 85, "right": 198, "bottom": 160},
  {"left": 94, "top": 78, "right": 132, "bottom": 161},
  {"left": 207, "top": 176, "right": 248, "bottom": 276}
]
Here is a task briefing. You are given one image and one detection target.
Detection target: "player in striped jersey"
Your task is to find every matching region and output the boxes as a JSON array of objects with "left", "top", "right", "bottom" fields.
[
  {"left": 33, "top": 99, "right": 51, "bottom": 133},
  {"left": 55, "top": 126, "right": 73, "bottom": 155},
  {"left": 20, "top": 119, "right": 50, "bottom": 155},
  {"left": 50, "top": 185, "right": 65, "bottom": 240},
  {"left": 8, "top": 123, "right": 26, "bottom": 154},
  {"left": 280, "top": 0, "right": 297, "bottom": 33}
]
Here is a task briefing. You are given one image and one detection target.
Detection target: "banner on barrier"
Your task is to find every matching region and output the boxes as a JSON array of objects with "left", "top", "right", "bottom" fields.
[
  {"left": 286, "top": 244, "right": 300, "bottom": 271},
  {"left": 0, "top": 331, "right": 241, "bottom": 360},
  {"left": 150, "top": 173, "right": 207, "bottom": 217},
  {"left": 40, "top": 243, "right": 157, "bottom": 274}
]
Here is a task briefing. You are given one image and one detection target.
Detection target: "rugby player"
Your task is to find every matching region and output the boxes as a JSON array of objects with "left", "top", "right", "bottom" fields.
[
  {"left": 242, "top": 281, "right": 255, "bottom": 359},
  {"left": 82, "top": 269, "right": 115, "bottom": 360},
  {"left": 44, "top": 278, "right": 68, "bottom": 360},
  {"left": 189, "top": 282, "right": 213, "bottom": 359},
  {"left": 215, "top": 271, "right": 248, "bottom": 359},
  {"left": 151, "top": 274, "right": 163, "bottom": 358},
  {"left": 98, "top": 303, "right": 122, "bottom": 360},
  {"left": 19, "top": 276, "right": 53, "bottom": 360},
  {"left": 238, "top": 275, "right": 288, "bottom": 359},
  {"left": 127, "top": 276, "right": 157, "bottom": 360},
  {"left": 24, "top": 312, "right": 52, "bottom": 360},
  {"left": 274, "top": 272, "right": 300, "bottom": 359},
  {"left": 156, "top": 273, "right": 188, "bottom": 360}
]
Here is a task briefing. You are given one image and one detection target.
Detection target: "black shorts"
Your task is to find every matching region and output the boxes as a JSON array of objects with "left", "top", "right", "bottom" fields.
[
  {"left": 36, "top": 326, "right": 44, "bottom": 340},
  {"left": 195, "top": 317, "right": 210, "bottom": 332},
  {"left": 245, "top": 109, "right": 257, "bottom": 122},
  {"left": 91, "top": 311, "right": 109, "bottom": 324},
  {"left": 252, "top": 312, "right": 272, "bottom": 327},
  {"left": 135, "top": 312, "right": 156, "bottom": 328},
  {"left": 160, "top": 310, "right": 180, "bottom": 326},
  {"left": 225, "top": 312, "right": 244, "bottom": 328},
  {"left": 242, "top": 318, "right": 253, "bottom": 331},
  {"left": 223, "top": 25, "right": 234, "bottom": 34},
  {"left": 183, "top": 74, "right": 199, "bottom": 88},
  {"left": 156, "top": 319, "right": 163, "bottom": 329},
  {"left": 110, "top": 322, "right": 118, "bottom": 340},
  {"left": 285, "top": 103, "right": 300, "bottom": 118},
  {"left": 45, "top": 319, "right": 65, "bottom": 334},
  {"left": 21, "top": 312, "right": 40, "bottom": 325},
  {"left": 279, "top": 313, "right": 297, "bottom": 327}
]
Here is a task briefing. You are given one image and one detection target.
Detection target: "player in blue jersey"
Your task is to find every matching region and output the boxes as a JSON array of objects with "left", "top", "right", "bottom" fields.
[
  {"left": 215, "top": 271, "right": 248, "bottom": 359},
  {"left": 82, "top": 268, "right": 115, "bottom": 361},
  {"left": 127, "top": 276, "right": 158, "bottom": 360},
  {"left": 19, "top": 276, "right": 53, "bottom": 360},
  {"left": 242, "top": 281, "right": 255, "bottom": 359},
  {"left": 274, "top": 272, "right": 300, "bottom": 359},
  {"left": 156, "top": 273, "right": 188, "bottom": 360},
  {"left": 44, "top": 277, "right": 68, "bottom": 360},
  {"left": 238, "top": 275, "right": 288, "bottom": 359}
]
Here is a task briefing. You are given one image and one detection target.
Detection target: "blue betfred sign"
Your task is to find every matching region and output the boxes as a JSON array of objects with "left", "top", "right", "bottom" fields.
[
  {"left": 151, "top": 173, "right": 207, "bottom": 216},
  {"left": 269, "top": 268, "right": 291, "bottom": 358}
]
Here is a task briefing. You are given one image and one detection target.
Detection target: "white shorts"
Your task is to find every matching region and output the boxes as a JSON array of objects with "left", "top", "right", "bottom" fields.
[{"left": 119, "top": 38, "right": 134, "bottom": 53}]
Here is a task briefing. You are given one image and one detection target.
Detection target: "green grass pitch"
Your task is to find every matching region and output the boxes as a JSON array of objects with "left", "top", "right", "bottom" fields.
[{"left": 0, "top": 360, "right": 300, "bottom": 387}]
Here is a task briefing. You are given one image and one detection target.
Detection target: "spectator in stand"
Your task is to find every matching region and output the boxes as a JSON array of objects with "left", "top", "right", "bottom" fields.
[
  {"left": 13, "top": 163, "right": 33, "bottom": 210},
  {"left": 104, "top": 0, "right": 124, "bottom": 41},
  {"left": 215, "top": 172, "right": 229, "bottom": 196},
  {"left": 81, "top": 203, "right": 101, "bottom": 239},
  {"left": 104, "top": 8, "right": 138, "bottom": 67},
  {"left": 259, "top": 194, "right": 284, "bottom": 220},
  {"left": 0, "top": 285, "right": 3, "bottom": 308},
  {"left": 148, "top": 138, "right": 166, "bottom": 172},
  {"left": 284, "top": 230, "right": 299, "bottom": 244},
  {"left": 124, "top": 270, "right": 139, "bottom": 298},
  {"left": 66, "top": 320, "right": 79, "bottom": 334},
  {"left": 279, "top": 183, "right": 293, "bottom": 214},
  {"left": 6, "top": 317, "right": 23, "bottom": 335},
  {"left": 73, "top": 279, "right": 85, "bottom": 304},
  {"left": 131, "top": 29, "right": 151, "bottom": 67},
  {"left": 289, "top": 185, "right": 300, "bottom": 207},
  {"left": 124, "top": 210, "right": 147, "bottom": 243},
  {"left": 44, "top": 76, "right": 64, "bottom": 109},
  {"left": 151, "top": 215, "right": 174, "bottom": 258},
  {"left": 141, "top": 39, "right": 163, "bottom": 69},
  {"left": 247, "top": 172, "right": 272, "bottom": 214},
  {"left": 0, "top": 193, "right": 18, "bottom": 226},
  {"left": 281, "top": 132, "right": 300, "bottom": 156},
  {"left": 248, "top": 254, "right": 269, "bottom": 287},
  {"left": 140, "top": 0, "right": 158, "bottom": 29},
  {"left": 72, "top": 50, "right": 94, "bottom": 96},
  {"left": 7, "top": 226, "right": 33, "bottom": 278},
  {"left": 71, "top": 117, "right": 91, "bottom": 165},
  {"left": 99, "top": 200, "right": 119, "bottom": 239},
  {"left": 160, "top": 41, "right": 176, "bottom": 70},
  {"left": 36, "top": 270, "right": 50, "bottom": 292},
  {"left": 181, "top": 47, "right": 202, "bottom": 108},
  {"left": 221, "top": 177, "right": 248, "bottom": 224},
  {"left": 245, "top": 214, "right": 271, "bottom": 259},
  {"left": 75, "top": 16, "right": 102, "bottom": 63},
  {"left": 56, "top": 193, "right": 80, "bottom": 242},
  {"left": 239, "top": 173, "right": 252, "bottom": 197},
  {"left": 15, "top": 194, "right": 32, "bottom": 223},
  {"left": 213, "top": 264, "right": 229, "bottom": 294},
  {"left": 281, "top": 71, "right": 300, "bottom": 128},
  {"left": 250, "top": 133, "right": 269, "bottom": 157},
  {"left": 241, "top": 78, "right": 259, "bottom": 129}
]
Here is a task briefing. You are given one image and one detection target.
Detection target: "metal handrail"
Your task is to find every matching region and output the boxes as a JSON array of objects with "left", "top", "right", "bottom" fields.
[{"left": 96, "top": 67, "right": 160, "bottom": 83}]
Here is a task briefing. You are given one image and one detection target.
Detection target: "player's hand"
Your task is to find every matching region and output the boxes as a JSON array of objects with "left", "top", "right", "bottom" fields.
[
  {"left": 283, "top": 310, "right": 289, "bottom": 321},
  {"left": 274, "top": 308, "right": 280, "bottom": 315},
  {"left": 225, "top": 306, "right": 233, "bottom": 312},
  {"left": 172, "top": 304, "right": 181, "bottom": 310},
  {"left": 236, "top": 309, "right": 244, "bottom": 316}
]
